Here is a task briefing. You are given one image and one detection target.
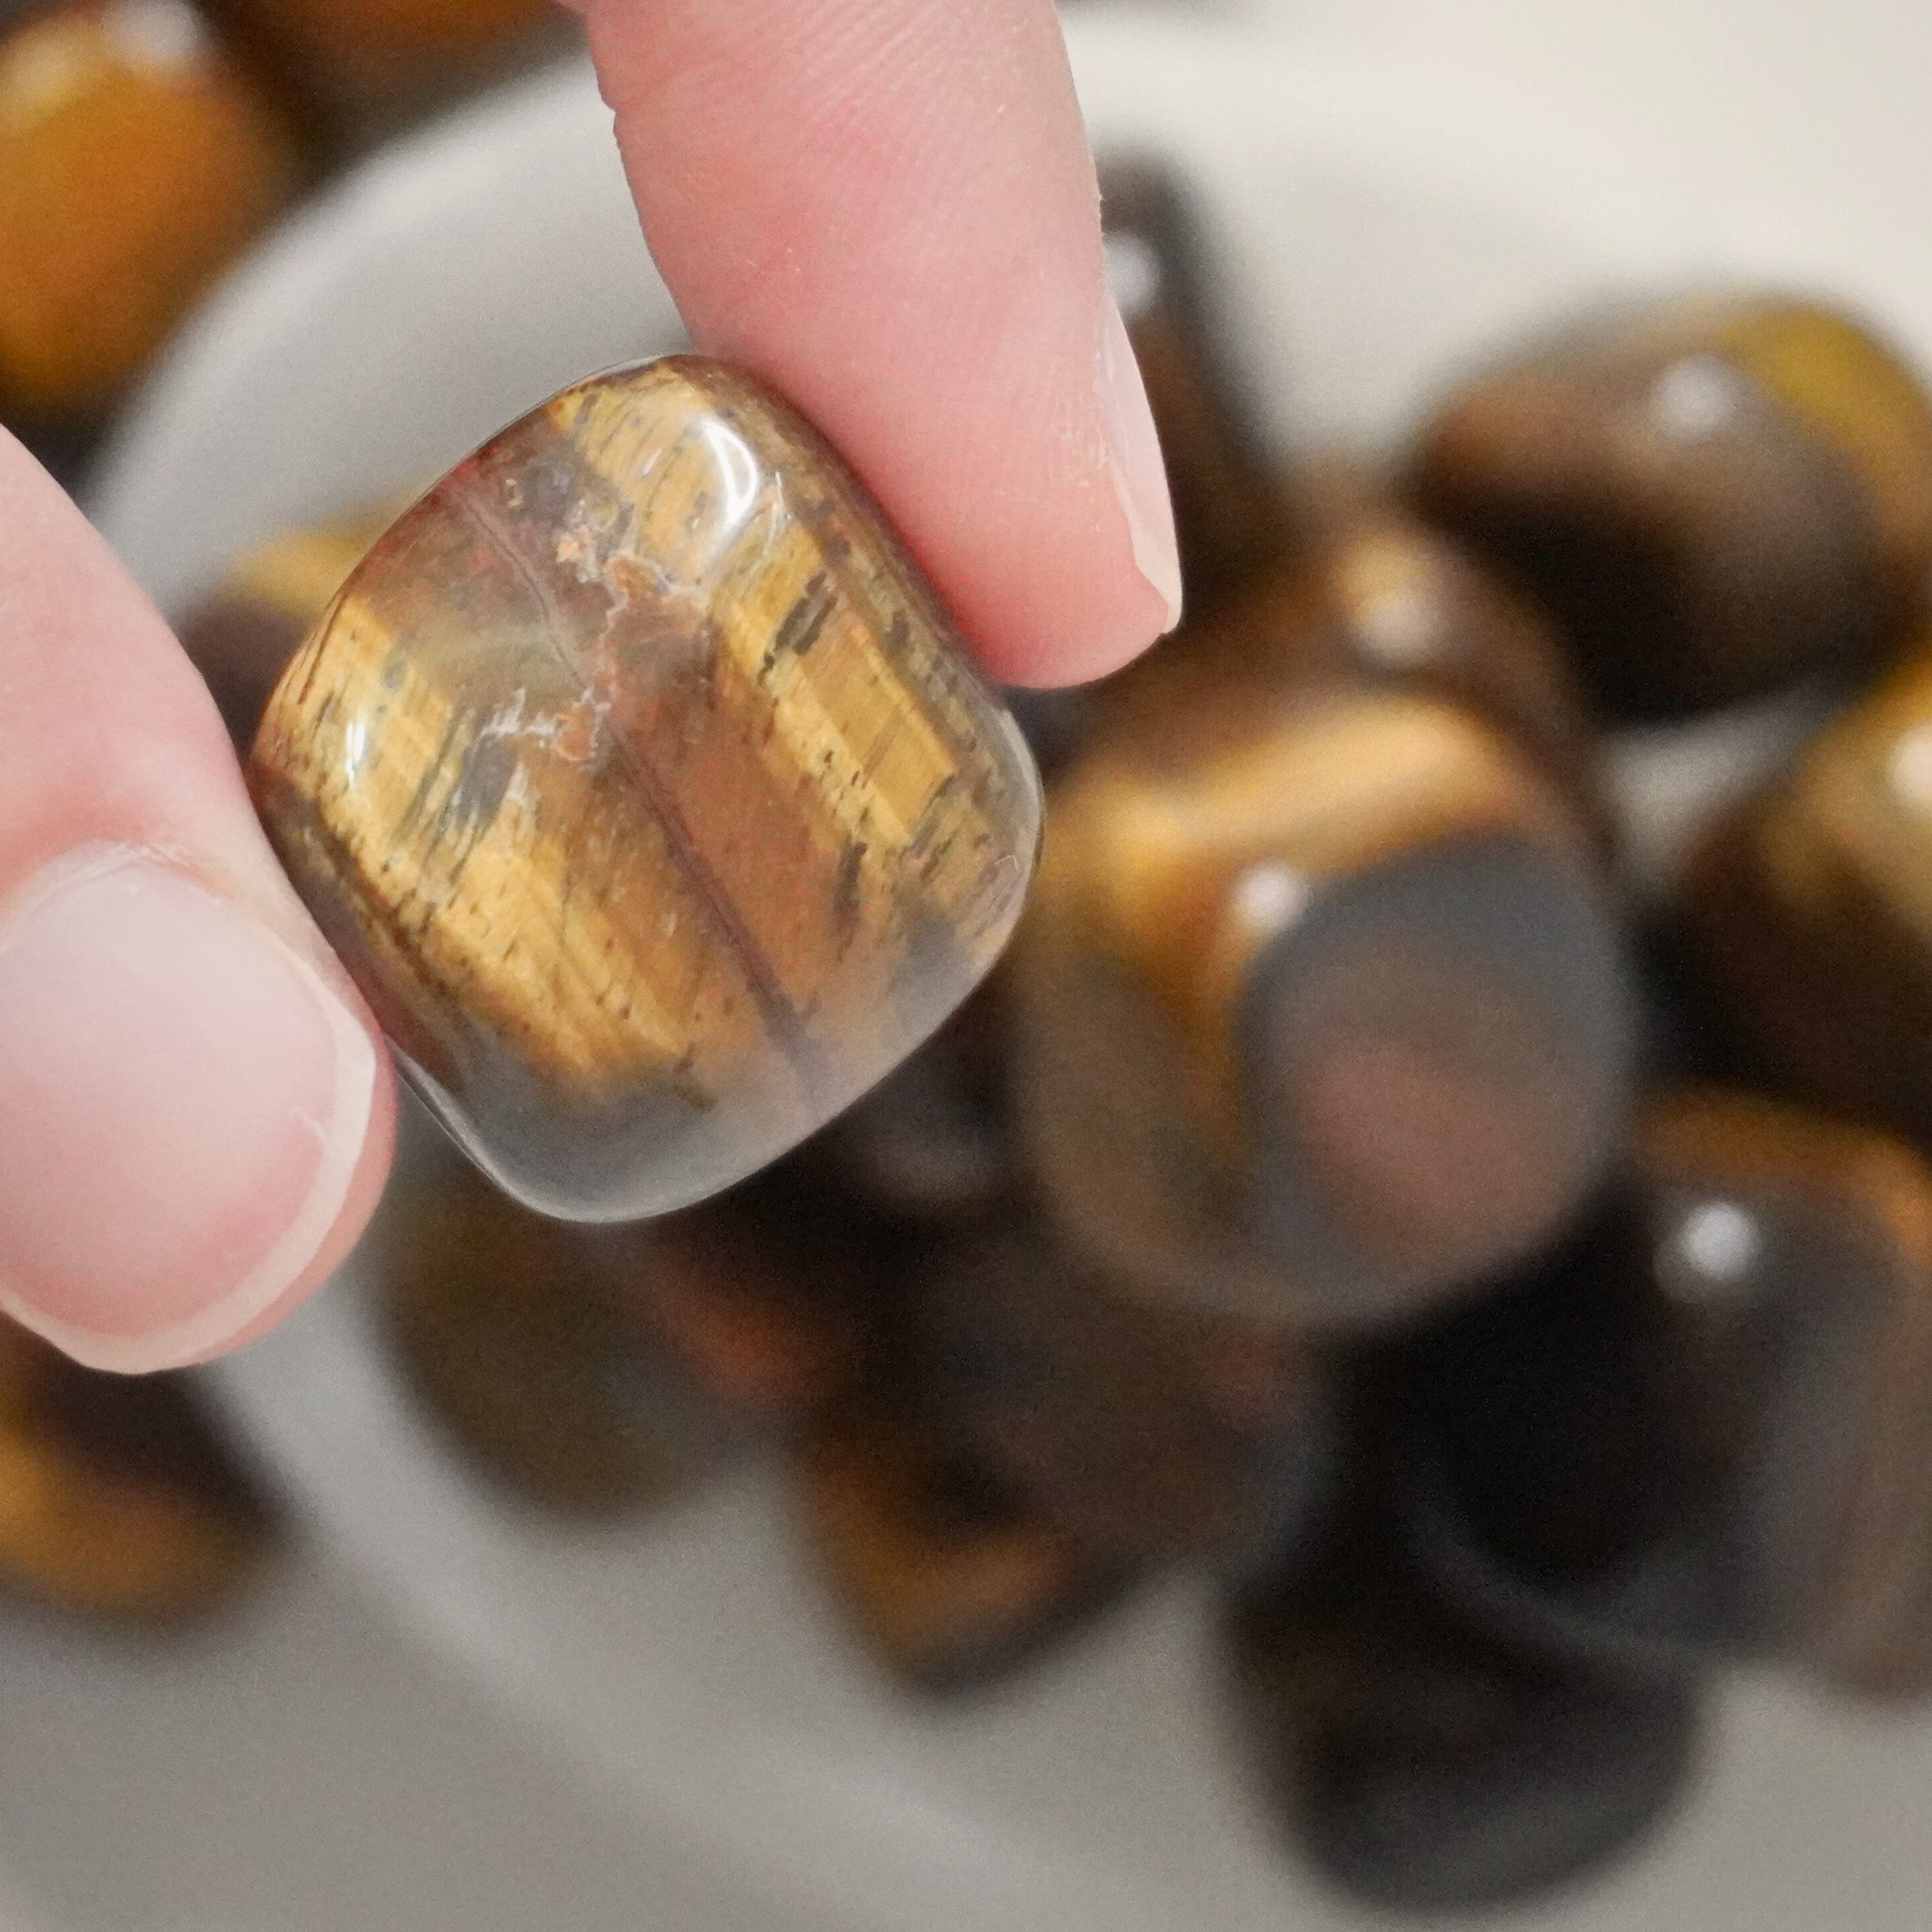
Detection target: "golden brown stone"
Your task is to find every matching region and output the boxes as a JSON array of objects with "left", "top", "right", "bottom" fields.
[
  {"left": 250, "top": 357, "right": 1041, "bottom": 1221},
  {"left": 1009, "top": 615, "right": 1632, "bottom": 1329},
  {"left": 1407, "top": 1088, "right": 1932, "bottom": 1697},
  {"left": 0, "top": 1316, "right": 269, "bottom": 1619},
  {"left": 799, "top": 1407, "right": 1119, "bottom": 1692},
  {"left": 1155, "top": 472, "right": 1608, "bottom": 837},
  {"left": 1641, "top": 1090, "right": 1932, "bottom": 1694},
  {"left": 179, "top": 509, "right": 389, "bottom": 750},
  {"left": 0, "top": 1, "right": 301, "bottom": 421},
  {"left": 1406, "top": 295, "right": 1932, "bottom": 717},
  {"left": 1686, "top": 648, "right": 1932, "bottom": 1141}
]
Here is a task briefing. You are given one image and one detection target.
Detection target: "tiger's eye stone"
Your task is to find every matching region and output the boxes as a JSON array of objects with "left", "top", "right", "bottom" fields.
[
  {"left": 179, "top": 509, "right": 387, "bottom": 750},
  {"left": 1010, "top": 623, "right": 1633, "bottom": 1329},
  {"left": 1100, "top": 155, "right": 1286, "bottom": 612},
  {"left": 0, "top": 1316, "right": 270, "bottom": 1618},
  {"left": 915, "top": 1225, "right": 1329, "bottom": 1569},
  {"left": 250, "top": 358, "right": 1041, "bottom": 1222},
  {"left": 1686, "top": 651, "right": 1932, "bottom": 1142},
  {"left": 1408, "top": 1088, "right": 1932, "bottom": 1694},
  {"left": 799, "top": 1408, "right": 1121, "bottom": 1692},
  {"left": 1228, "top": 1482, "right": 1698, "bottom": 1913},
  {"left": 1174, "top": 473, "right": 1606, "bottom": 832},
  {"left": 0, "top": 0, "right": 301, "bottom": 422},
  {"left": 1407, "top": 295, "right": 1932, "bottom": 718}
]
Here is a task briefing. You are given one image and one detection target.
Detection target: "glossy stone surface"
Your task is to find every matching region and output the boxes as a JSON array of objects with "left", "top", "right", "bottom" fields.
[
  {"left": 179, "top": 509, "right": 387, "bottom": 749},
  {"left": 250, "top": 358, "right": 1041, "bottom": 1221},
  {"left": 0, "top": 1315, "right": 269, "bottom": 1618},
  {"left": 1216, "top": 475, "right": 1605, "bottom": 830},
  {"left": 915, "top": 1225, "right": 1329, "bottom": 1569},
  {"left": 1010, "top": 617, "right": 1633, "bottom": 1329},
  {"left": 1100, "top": 155, "right": 1286, "bottom": 612},
  {"left": 1407, "top": 295, "right": 1932, "bottom": 717},
  {"left": 0, "top": 0, "right": 300, "bottom": 420},
  {"left": 1228, "top": 1486, "right": 1698, "bottom": 1914},
  {"left": 1688, "top": 649, "right": 1932, "bottom": 1144},
  {"left": 1407, "top": 1088, "right": 1932, "bottom": 1694},
  {"left": 800, "top": 1407, "right": 1120, "bottom": 1693}
]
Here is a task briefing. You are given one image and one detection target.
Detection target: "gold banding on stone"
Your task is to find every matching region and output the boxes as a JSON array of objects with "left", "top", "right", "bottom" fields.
[{"left": 249, "top": 357, "right": 1042, "bottom": 1220}]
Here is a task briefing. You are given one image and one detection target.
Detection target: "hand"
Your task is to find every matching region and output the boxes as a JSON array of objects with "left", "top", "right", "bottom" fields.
[{"left": 0, "top": 0, "right": 1177, "bottom": 1373}]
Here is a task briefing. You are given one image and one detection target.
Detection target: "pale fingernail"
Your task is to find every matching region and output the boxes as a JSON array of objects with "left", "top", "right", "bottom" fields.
[
  {"left": 1096, "top": 285, "right": 1183, "bottom": 633},
  {"left": 0, "top": 845, "right": 376, "bottom": 1372}
]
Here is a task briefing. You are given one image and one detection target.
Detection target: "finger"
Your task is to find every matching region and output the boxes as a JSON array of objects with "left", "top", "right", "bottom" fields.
[
  {"left": 0, "top": 434, "right": 396, "bottom": 1373},
  {"left": 574, "top": 0, "right": 1179, "bottom": 687}
]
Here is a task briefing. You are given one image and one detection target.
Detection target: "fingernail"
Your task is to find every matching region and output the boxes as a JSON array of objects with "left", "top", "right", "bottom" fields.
[
  {"left": 0, "top": 845, "right": 376, "bottom": 1372},
  {"left": 1097, "top": 286, "right": 1182, "bottom": 633}
]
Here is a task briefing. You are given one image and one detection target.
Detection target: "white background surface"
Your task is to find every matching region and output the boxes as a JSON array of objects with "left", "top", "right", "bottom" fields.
[
  {"left": 1265, "top": 0, "right": 1932, "bottom": 349},
  {"left": 25, "top": 4, "right": 1932, "bottom": 1929},
  {"left": 0, "top": 1569, "right": 807, "bottom": 1932}
]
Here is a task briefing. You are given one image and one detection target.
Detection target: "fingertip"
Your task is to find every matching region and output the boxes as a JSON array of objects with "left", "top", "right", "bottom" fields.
[
  {"left": 582, "top": 0, "right": 1179, "bottom": 692},
  {"left": 0, "top": 849, "right": 396, "bottom": 1374},
  {"left": 977, "top": 568, "right": 1176, "bottom": 689},
  {"left": 1097, "top": 291, "right": 1184, "bottom": 635},
  {"left": 181, "top": 1053, "right": 398, "bottom": 1366}
]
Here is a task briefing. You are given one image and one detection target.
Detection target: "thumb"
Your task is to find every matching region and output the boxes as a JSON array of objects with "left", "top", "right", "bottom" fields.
[{"left": 0, "top": 433, "right": 395, "bottom": 1372}]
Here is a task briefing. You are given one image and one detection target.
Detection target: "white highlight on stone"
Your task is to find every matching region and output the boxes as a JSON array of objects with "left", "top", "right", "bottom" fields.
[
  {"left": 101, "top": 0, "right": 207, "bottom": 74},
  {"left": 1230, "top": 860, "right": 1311, "bottom": 939},
  {"left": 1104, "top": 231, "right": 1163, "bottom": 326},
  {"left": 1650, "top": 353, "right": 1746, "bottom": 442},
  {"left": 1658, "top": 1197, "right": 1762, "bottom": 1303},
  {"left": 1887, "top": 722, "right": 1932, "bottom": 814}
]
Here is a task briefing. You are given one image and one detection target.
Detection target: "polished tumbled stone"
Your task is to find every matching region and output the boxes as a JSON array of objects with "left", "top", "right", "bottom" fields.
[
  {"left": 180, "top": 509, "right": 390, "bottom": 749},
  {"left": 1407, "top": 295, "right": 1932, "bottom": 718},
  {"left": 250, "top": 357, "right": 1041, "bottom": 1220},
  {"left": 0, "top": 0, "right": 300, "bottom": 421},
  {"left": 1689, "top": 648, "right": 1932, "bottom": 1144},
  {"left": 1406, "top": 1086, "right": 1932, "bottom": 1696},
  {"left": 1011, "top": 604, "right": 1633, "bottom": 1331}
]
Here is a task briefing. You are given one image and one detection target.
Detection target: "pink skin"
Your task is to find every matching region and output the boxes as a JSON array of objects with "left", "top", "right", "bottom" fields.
[
  {"left": 576, "top": 0, "right": 1180, "bottom": 683},
  {"left": 0, "top": 438, "right": 397, "bottom": 1371},
  {"left": 0, "top": 0, "right": 1175, "bottom": 1371}
]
